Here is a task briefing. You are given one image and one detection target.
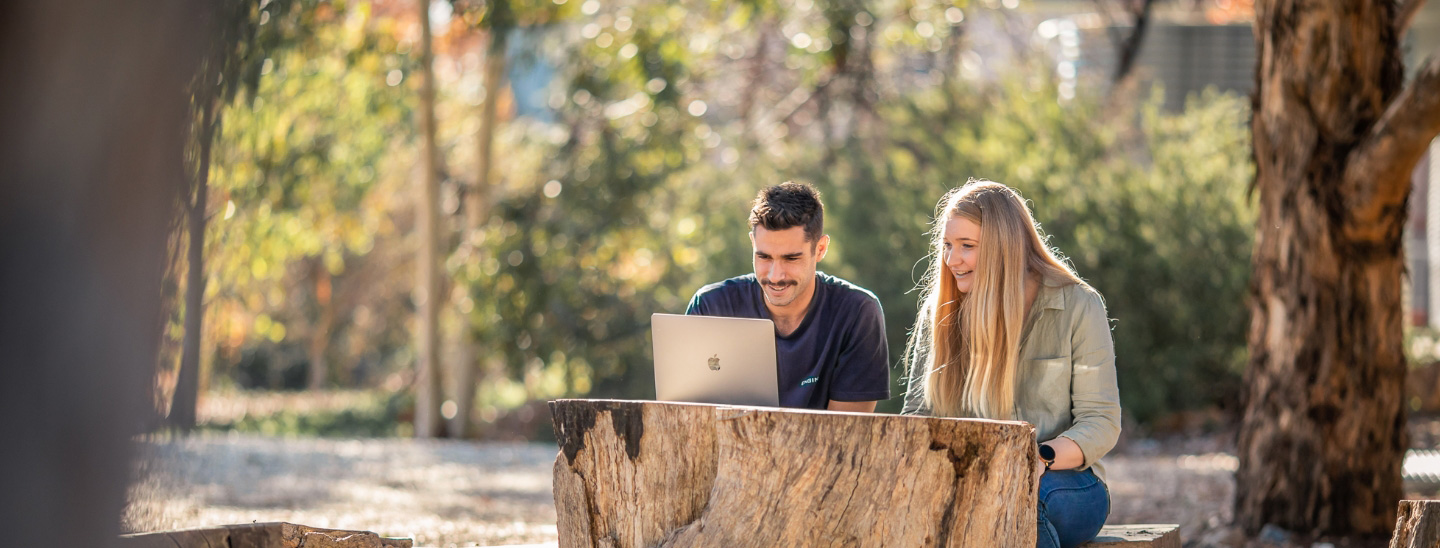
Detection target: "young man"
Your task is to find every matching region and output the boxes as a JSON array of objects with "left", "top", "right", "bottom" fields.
[{"left": 686, "top": 182, "right": 890, "bottom": 411}]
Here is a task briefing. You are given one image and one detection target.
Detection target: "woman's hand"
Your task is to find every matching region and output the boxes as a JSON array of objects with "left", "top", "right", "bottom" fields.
[{"left": 1041, "top": 437, "right": 1086, "bottom": 471}]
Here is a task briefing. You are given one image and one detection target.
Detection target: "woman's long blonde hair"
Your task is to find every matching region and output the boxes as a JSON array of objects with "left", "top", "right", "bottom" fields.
[{"left": 905, "top": 180, "right": 1085, "bottom": 419}]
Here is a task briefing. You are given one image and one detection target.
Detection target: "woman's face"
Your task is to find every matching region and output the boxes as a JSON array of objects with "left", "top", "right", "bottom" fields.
[{"left": 943, "top": 215, "right": 981, "bottom": 294}]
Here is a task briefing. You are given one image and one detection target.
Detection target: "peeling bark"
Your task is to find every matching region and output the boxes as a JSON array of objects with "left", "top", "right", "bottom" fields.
[{"left": 1236, "top": 0, "right": 1440, "bottom": 538}]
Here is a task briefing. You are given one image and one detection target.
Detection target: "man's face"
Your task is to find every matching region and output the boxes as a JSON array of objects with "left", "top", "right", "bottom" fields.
[{"left": 751, "top": 225, "right": 828, "bottom": 309}]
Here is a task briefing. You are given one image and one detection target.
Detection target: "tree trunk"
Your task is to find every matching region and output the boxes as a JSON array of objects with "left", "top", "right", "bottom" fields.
[
  {"left": 413, "top": 0, "right": 444, "bottom": 439},
  {"left": 1236, "top": 0, "right": 1440, "bottom": 537},
  {"left": 307, "top": 259, "right": 333, "bottom": 391},
  {"left": 0, "top": 2, "right": 199, "bottom": 545},
  {"left": 550, "top": 400, "right": 1039, "bottom": 548},
  {"left": 172, "top": 101, "right": 218, "bottom": 432},
  {"left": 1389, "top": 501, "right": 1440, "bottom": 548},
  {"left": 449, "top": 20, "right": 508, "bottom": 440}
]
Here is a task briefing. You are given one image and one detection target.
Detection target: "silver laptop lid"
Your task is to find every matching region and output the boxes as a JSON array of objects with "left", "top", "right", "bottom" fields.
[{"left": 651, "top": 313, "right": 779, "bottom": 407}]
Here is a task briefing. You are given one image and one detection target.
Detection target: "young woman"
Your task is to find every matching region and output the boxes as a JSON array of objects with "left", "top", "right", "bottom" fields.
[{"left": 902, "top": 180, "right": 1121, "bottom": 548}]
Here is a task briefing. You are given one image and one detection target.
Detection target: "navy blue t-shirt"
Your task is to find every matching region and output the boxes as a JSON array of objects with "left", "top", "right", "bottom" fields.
[{"left": 685, "top": 272, "right": 891, "bottom": 409}]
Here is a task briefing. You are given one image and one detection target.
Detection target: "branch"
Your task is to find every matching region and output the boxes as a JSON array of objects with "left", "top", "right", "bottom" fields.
[
  {"left": 1397, "top": 0, "right": 1427, "bottom": 36},
  {"left": 1112, "top": 0, "right": 1157, "bottom": 84},
  {"left": 1343, "top": 56, "right": 1440, "bottom": 243}
]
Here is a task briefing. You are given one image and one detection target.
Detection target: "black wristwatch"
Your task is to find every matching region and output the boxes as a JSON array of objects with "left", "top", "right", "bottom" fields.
[{"left": 1038, "top": 443, "right": 1056, "bottom": 470}]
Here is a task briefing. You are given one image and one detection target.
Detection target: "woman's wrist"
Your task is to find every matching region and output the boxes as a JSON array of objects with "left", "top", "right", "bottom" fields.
[{"left": 1038, "top": 443, "right": 1056, "bottom": 470}]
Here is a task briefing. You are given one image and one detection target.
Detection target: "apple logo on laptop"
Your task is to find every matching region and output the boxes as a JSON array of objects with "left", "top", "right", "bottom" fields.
[{"left": 707, "top": 354, "right": 720, "bottom": 371}]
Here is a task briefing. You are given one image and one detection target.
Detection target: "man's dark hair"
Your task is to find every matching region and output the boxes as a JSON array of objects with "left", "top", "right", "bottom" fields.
[{"left": 749, "top": 181, "right": 825, "bottom": 243}]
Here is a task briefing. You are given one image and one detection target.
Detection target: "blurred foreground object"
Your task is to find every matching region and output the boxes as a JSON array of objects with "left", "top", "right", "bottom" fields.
[
  {"left": 1235, "top": 0, "right": 1440, "bottom": 539},
  {"left": 120, "top": 522, "right": 411, "bottom": 548},
  {"left": 0, "top": 0, "right": 202, "bottom": 546},
  {"left": 549, "top": 399, "right": 1038, "bottom": 547}
]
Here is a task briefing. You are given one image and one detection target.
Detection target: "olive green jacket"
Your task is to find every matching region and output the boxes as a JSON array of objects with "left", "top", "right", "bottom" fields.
[{"left": 902, "top": 279, "right": 1122, "bottom": 481}]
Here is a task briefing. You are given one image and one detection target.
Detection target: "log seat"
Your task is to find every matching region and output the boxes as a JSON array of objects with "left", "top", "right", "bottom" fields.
[
  {"left": 1082, "top": 524, "right": 1181, "bottom": 547},
  {"left": 118, "top": 522, "right": 413, "bottom": 548}
]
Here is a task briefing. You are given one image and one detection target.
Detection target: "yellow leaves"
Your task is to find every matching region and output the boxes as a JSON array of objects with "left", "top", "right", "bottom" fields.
[
  {"left": 673, "top": 246, "right": 700, "bottom": 267},
  {"left": 254, "top": 314, "right": 287, "bottom": 343},
  {"left": 251, "top": 257, "right": 271, "bottom": 279},
  {"left": 323, "top": 250, "right": 345, "bottom": 276}
]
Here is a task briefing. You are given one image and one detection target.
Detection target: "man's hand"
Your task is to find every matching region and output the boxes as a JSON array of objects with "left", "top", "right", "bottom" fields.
[{"left": 827, "top": 400, "right": 877, "bottom": 412}]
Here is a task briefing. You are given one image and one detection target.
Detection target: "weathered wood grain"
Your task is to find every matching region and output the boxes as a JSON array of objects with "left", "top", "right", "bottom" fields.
[
  {"left": 551, "top": 399, "right": 1040, "bottom": 548},
  {"left": 1389, "top": 500, "right": 1440, "bottom": 548}
]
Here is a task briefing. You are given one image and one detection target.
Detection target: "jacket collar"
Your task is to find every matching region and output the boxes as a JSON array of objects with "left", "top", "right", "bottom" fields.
[{"left": 1037, "top": 277, "right": 1067, "bottom": 311}]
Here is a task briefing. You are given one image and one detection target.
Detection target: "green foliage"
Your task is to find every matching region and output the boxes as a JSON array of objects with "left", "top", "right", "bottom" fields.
[
  {"left": 459, "top": 0, "right": 729, "bottom": 400},
  {"left": 209, "top": 2, "right": 412, "bottom": 287},
  {"left": 201, "top": 1, "right": 416, "bottom": 385}
]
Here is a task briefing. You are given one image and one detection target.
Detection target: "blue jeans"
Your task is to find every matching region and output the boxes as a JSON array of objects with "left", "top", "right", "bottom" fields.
[{"left": 1036, "top": 468, "right": 1110, "bottom": 548}]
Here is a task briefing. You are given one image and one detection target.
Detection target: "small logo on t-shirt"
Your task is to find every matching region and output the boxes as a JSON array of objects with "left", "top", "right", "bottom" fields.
[{"left": 800, "top": 376, "right": 818, "bottom": 386}]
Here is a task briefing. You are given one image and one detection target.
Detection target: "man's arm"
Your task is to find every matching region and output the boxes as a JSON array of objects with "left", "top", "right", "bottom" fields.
[
  {"left": 825, "top": 295, "right": 890, "bottom": 411},
  {"left": 827, "top": 400, "right": 877, "bottom": 412}
]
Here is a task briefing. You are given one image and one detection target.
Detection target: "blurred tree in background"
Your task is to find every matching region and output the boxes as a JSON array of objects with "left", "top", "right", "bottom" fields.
[
  {"left": 168, "top": 0, "right": 318, "bottom": 431},
  {"left": 163, "top": 0, "right": 1256, "bottom": 437},
  {"left": 204, "top": 1, "right": 415, "bottom": 392}
]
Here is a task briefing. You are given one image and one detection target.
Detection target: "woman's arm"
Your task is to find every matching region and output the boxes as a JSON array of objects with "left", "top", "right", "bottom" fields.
[
  {"left": 900, "top": 355, "right": 932, "bottom": 416},
  {"left": 1055, "top": 287, "right": 1122, "bottom": 469}
]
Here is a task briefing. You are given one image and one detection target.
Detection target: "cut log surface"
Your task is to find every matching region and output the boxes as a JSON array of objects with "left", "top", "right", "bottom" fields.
[
  {"left": 119, "top": 522, "right": 413, "bottom": 548},
  {"left": 1081, "top": 524, "right": 1181, "bottom": 547},
  {"left": 1389, "top": 500, "right": 1440, "bottom": 548},
  {"left": 550, "top": 399, "right": 1040, "bottom": 548}
]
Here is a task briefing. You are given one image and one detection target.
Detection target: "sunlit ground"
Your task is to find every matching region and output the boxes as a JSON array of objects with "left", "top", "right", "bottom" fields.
[{"left": 124, "top": 435, "right": 558, "bottom": 547}]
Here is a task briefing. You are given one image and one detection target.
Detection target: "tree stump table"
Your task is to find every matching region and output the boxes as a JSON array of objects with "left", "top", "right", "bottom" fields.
[{"left": 549, "top": 399, "right": 1041, "bottom": 548}]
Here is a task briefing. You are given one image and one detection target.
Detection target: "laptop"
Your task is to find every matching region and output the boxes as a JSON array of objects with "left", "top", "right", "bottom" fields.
[{"left": 651, "top": 313, "right": 780, "bottom": 407}]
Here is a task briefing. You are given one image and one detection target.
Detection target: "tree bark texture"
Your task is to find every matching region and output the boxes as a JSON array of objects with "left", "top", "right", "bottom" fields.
[
  {"left": 413, "top": 0, "right": 444, "bottom": 438},
  {"left": 120, "top": 522, "right": 412, "bottom": 548},
  {"left": 550, "top": 400, "right": 1039, "bottom": 548},
  {"left": 1388, "top": 500, "right": 1440, "bottom": 548},
  {"left": 1237, "top": 0, "right": 1440, "bottom": 537}
]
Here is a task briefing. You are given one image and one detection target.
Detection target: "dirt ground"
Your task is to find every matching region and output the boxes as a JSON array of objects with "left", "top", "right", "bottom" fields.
[
  {"left": 123, "top": 435, "right": 559, "bottom": 547},
  {"left": 122, "top": 421, "right": 1440, "bottom": 548}
]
